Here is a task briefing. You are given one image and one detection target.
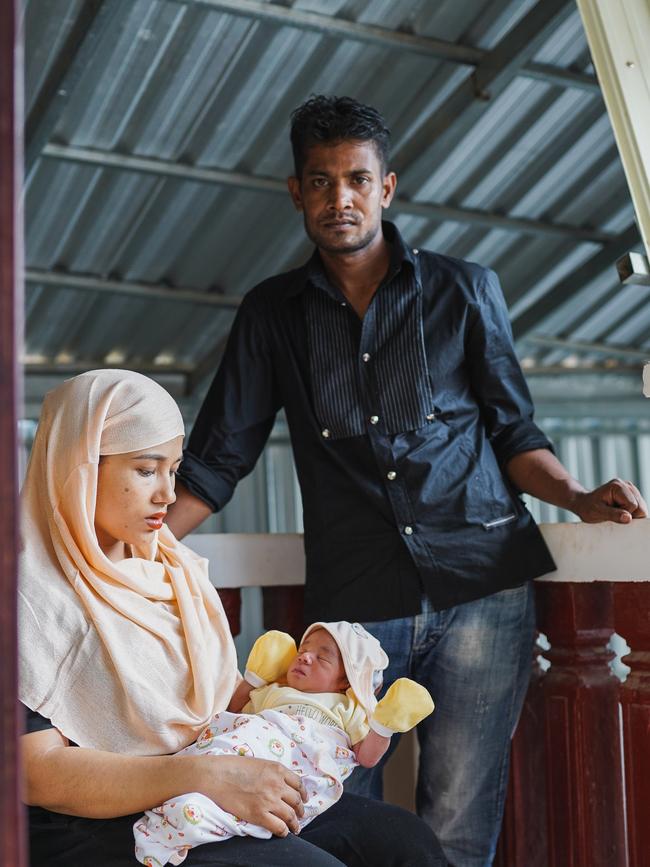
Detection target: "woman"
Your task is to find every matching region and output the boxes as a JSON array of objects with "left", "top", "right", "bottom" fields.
[{"left": 19, "top": 370, "right": 446, "bottom": 867}]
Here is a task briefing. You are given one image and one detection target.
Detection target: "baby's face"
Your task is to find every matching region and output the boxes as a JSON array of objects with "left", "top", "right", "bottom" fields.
[{"left": 286, "top": 628, "right": 349, "bottom": 694}]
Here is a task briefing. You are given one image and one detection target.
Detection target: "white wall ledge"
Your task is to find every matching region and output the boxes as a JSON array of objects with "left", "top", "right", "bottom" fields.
[
  {"left": 537, "top": 518, "right": 649, "bottom": 582},
  {"left": 187, "top": 532, "right": 305, "bottom": 588},
  {"left": 187, "top": 519, "right": 650, "bottom": 589}
]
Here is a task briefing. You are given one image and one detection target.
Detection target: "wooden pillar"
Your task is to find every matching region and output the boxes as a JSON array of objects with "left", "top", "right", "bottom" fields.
[
  {"left": 0, "top": 1, "right": 26, "bottom": 864},
  {"left": 262, "top": 586, "right": 306, "bottom": 642},
  {"left": 613, "top": 583, "right": 650, "bottom": 867},
  {"left": 536, "top": 582, "right": 625, "bottom": 867},
  {"left": 219, "top": 588, "right": 242, "bottom": 637},
  {"left": 495, "top": 634, "right": 548, "bottom": 867}
]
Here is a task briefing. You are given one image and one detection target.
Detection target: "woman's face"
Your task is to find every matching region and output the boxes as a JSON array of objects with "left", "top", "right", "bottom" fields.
[{"left": 95, "top": 435, "right": 184, "bottom": 561}]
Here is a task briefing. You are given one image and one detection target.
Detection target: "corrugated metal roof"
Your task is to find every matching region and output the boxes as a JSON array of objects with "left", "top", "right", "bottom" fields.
[{"left": 23, "top": 0, "right": 648, "bottom": 414}]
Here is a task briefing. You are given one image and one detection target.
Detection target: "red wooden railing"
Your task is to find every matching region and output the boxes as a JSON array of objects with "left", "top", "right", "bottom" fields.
[
  {"left": 614, "top": 584, "right": 650, "bottom": 867},
  {"left": 495, "top": 582, "right": 637, "bottom": 867}
]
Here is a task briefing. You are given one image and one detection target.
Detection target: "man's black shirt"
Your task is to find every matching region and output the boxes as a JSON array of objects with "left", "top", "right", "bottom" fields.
[{"left": 179, "top": 222, "right": 556, "bottom": 622}]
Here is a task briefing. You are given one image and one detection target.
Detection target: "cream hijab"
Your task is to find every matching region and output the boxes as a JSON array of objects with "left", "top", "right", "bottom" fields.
[{"left": 19, "top": 370, "right": 238, "bottom": 756}]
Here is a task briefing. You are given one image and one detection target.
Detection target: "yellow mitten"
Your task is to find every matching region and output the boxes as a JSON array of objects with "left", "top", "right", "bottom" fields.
[
  {"left": 244, "top": 630, "right": 297, "bottom": 687},
  {"left": 369, "top": 678, "right": 434, "bottom": 736}
]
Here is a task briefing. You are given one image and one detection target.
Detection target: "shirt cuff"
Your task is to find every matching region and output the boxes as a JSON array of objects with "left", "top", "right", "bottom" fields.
[
  {"left": 177, "top": 451, "right": 234, "bottom": 512},
  {"left": 490, "top": 422, "right": 554, "bottom": 467}
]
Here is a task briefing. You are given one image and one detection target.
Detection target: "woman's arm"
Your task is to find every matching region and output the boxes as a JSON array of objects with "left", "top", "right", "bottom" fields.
[
  {"left": 22, "top": 728, "right": 306, "bottom": 836},
  {"left": 352, "top": 730, "right": 391, "bottom": 768}
]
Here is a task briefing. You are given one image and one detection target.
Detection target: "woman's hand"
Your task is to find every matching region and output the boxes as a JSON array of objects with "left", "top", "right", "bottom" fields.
[
  {"left": 192, "top": 754, "right": 307, "bottom": 837},
  {"left": 22, "top": 730, "right": 307, "bottom": 836}
]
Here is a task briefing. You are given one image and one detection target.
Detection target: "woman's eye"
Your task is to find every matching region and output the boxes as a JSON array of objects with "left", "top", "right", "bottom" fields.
[{"left": 137, "top": 469, "right": 155, "bottom": 477}]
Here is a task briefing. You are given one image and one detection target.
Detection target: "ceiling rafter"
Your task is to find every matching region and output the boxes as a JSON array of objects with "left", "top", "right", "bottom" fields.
[
  {"left": 173, "top": 0, "right": 599, "bottom": 93},
  {"left": 393, "top": 0, "right": 579, "bottom": 178},
  {"left": 522, "top": 333, "right": 649, "bottom": 361},
  {"left": 512, "top": 223, "right": 641, "bottom": 338},
  {"left": 23, "top": 360, "right": 194, "bottom": 376},
  {"left": 25, "top": 0, "right": 123, "bottom": 176},
  {"left": 41, "top": 143, "right": 615, "bottom": 244},
  {"left": 25, "top": 267, "right": 241, "bottom": 308}
]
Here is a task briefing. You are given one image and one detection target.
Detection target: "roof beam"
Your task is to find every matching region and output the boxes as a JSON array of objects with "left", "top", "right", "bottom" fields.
[
  {"left": 181, "top": 0, "right": 483, "bottom": 65},
  {"left": 393, "top": 0, "right": 578, "bottom": 175},
  {"left": 512, "top": 223, "right": 641, "bottom": 337},
  {"left": 524, "top": 364, "right": 642, "bottom": 376},
  {"left": 25, "top": 267, "right": 242, "bottom": 308},
  {"left": 523, "top": 62, "right": 600, "bottom": 93},
  {"left": 25, "top": 0, "right": 122, "bottom": 176},
  {"left": 23, "top": 360, "right": 194, "bottom": 376},
  {"left": 174, "top": 0, "right": 599, "bottom": 93},
  {"left": 522, "top": 333, "right": 650, "bottom": 361},
  {"left": 41, "top": 143, "right": 615, "bottom": 244}
]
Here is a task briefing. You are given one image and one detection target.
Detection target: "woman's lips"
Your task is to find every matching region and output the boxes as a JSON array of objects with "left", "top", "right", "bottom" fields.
[{"left": 145, "top": 513, "right": 166, "bottom": 530}]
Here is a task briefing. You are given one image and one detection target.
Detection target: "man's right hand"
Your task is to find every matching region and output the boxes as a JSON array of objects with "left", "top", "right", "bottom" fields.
[
  {"left": 192, "top": 754, "right": 307, "bottom": 837},
  {"left": 569, "top": 478, "right": 647, "bottom": 524}
]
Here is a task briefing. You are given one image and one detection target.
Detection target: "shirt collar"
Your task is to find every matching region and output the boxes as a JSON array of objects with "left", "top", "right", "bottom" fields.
[{"left": 279, "top": 220, "right": 417, "bottom": 301}]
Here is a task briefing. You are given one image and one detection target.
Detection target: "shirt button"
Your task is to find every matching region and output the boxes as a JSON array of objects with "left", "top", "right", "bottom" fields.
[
  {"left": 322, "top": 429, "right": 331, "bottom": 438},
  {"left": 369, "top": 415, "right": 379, "bottom": 425},
  {"left": 362, "top": 353, "right": 371, "bottom": 362},
  {"left": 387, "top": 471, "right": 397, "bottom": 480},
  {"left": 404, "top": 525, "right": 414, "bottom": 535},
  {"left": 413, "top": 248, "right": 419, "bottom": 255},
  {"left": 426, "top": 412, "right": 436, "bottom": 421}
]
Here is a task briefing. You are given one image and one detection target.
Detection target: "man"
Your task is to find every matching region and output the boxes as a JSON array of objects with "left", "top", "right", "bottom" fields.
[{"left": 168, "top": 96, "right": 647, "bottom": 867}]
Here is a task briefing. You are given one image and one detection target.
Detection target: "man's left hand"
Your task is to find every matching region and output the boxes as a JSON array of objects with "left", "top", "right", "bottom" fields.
[{"left": 571, "top": 478, "right": 648, "bottom": 524}]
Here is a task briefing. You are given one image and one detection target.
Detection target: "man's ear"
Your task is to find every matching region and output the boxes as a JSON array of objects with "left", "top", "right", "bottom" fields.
[
  {"left": 381, "top": 171, "right": 397, "bottom": 210},
  {"left": 287, "top": 176, "right": 303, "bottom": 212}
]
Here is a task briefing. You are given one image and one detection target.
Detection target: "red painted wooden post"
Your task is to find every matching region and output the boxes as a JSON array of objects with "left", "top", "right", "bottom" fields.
[
  {"left": 536, "top": 582, "right": 625, "bottom": 867},
  {"left": 495, "top": 633, "right": 548, "bottom": 867},
  {"left": 263, "top": 586, "right": 306, "bottom": 642},
  {"left": 0, "top": 1, "right": 26, "bottom": 864},
  {"left": 219, "top": 588, "right": 242, "bottom": 636},
  {"left": 613, "top": 582, "right": 650, "bottom": 867}
]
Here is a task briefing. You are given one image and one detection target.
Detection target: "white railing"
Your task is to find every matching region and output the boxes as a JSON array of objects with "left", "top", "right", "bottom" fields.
[{"left": 187, "top": 519, "right": 650, "bottom": 589}]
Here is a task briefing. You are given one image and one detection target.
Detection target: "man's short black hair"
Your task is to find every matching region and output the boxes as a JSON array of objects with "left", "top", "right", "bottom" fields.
[{"left": 290, "top": 95, "right": 390, "bottom": 177}]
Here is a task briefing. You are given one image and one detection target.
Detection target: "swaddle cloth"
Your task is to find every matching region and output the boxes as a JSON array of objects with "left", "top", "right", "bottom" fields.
[{"left": 134, "top": 709, "right": 357, "bottom": 865}]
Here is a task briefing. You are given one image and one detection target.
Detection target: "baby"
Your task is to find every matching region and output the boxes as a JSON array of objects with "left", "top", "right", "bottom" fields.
[{"left": 134, "top": 621, "right": 434, "bottom": 866}]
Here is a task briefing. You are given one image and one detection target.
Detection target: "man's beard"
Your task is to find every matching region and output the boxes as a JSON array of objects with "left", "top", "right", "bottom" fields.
[{"left": 304, "top": 218, "right": 381, "bottom": 255}]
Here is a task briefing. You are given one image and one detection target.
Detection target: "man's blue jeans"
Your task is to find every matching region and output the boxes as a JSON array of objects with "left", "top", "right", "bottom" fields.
[{"left": 345, "top": 582, "right": 536, "bottom": 867}]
